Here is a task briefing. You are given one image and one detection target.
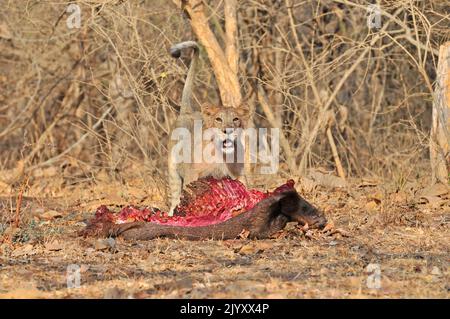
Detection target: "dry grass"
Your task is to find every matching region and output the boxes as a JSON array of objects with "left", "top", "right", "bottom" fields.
[
  {"left": 0, "top": 0, "right": 448, "bottom": 183},
  {"left": 0, "top": 174, "right": 448, "bottom": 298},
  {"left": 0, "top": 0, "right": 449, "bottom": 298}
]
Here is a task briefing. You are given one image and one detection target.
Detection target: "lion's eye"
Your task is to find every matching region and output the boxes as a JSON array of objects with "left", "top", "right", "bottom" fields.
[
  {"left": 215, "top": 117, "right": 222, "bottom": 123},
  {"left": 233, "top": 118, "right": 239, "bottom": 122}
]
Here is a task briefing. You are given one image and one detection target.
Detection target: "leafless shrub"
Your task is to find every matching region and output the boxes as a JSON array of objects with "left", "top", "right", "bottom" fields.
[{"left": 0, "top": 0, "right": 448, "bottom": 188}]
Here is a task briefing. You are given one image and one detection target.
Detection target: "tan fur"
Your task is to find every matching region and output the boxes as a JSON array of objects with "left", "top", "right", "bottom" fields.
[{"left": 167, "top": 41, "right": 250, "bottom": 215}]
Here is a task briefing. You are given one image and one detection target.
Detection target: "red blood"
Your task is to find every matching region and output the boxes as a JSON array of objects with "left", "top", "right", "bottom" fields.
[{"left": 91, "top": 178, "right": 296, "bottom": 227}]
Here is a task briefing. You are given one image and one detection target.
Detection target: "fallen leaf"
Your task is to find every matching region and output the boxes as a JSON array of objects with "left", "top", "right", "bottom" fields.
[
  {"left": 12, "top": 244, "right": 36, "bottom": 257},
  {"left": 365, "top": 200, "right": 379, "bottom": 211},
  {"left": 45, "top": 240, "right": 63, "bottom": 251},
  {"left": 221, "top": 240, "right": 241, "bottom": 250},
  {"left": 40, "top": 210, "right": 62, "bottom": 220},
  {"left": 94, "top": 238, "right": 116, "bottom": 251},
  {"left": 237, "top": 242, "right": 273, "bottom": 255},
  {"left": 431, "top": 266, "right": 441, "bottom": 276},
  {"left": 238, "top": 229, "right": 250, "bottom": 239},
  {"left": 309, "top": 170, "right": 347, "bottom": 188},
  {"left": 0, "top": 180, "right": 12, "bottom": 193},
  {"left": 334, "top": 228, "right": 351, "bottom": 237},
  {"left": 238, "top": 243, "right": 257, "bottom": 255},
  {"left": 324, "top": 227, "right": 351, "bottom": 238},
  {"left": 299, "top": 177, "right": 317, "bottom": 192},
  {"left": 269, "top": 230, "right": 287, "bottom": 239},
  {"left": 2, "top": 226, "right": 19, "bottom": 238},
  {"left": 80, "top": 264, "right": 90, "bottom": 273},
  {"left": 322, "top": 221, "right": 335, "bottom": 232},
  {"left": 305, "top": 230, "right": 317, "bottom": 239},
  {"left": 417, "top": 183, "right": 449, "bottom": 198},
  {"left": 392, "top": 191, "right": 408, "bottom": 203},
  {"left": 0, "top": 22, "right": 12, "bottom": 40},
  {"left": 419, "top": 195, "right": 446, "bottom": 208},
  {"left": 369, "top": 191, "right": 384, "bottom": 202}
]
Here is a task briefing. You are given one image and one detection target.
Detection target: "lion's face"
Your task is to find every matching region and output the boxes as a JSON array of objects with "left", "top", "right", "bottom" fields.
[{"left": 201, "top": 104, "right": 250, "bottom": 156}]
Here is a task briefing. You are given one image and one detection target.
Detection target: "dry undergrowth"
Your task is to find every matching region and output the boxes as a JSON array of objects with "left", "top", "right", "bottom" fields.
[
  {"left": 0, "top": 0, "right": 449, "bottom": 182},
  {"left": 0, "top": 0, "right": 449, "bottom": 299},
  {"left": 0, "top": 170, "right": 448, "bottom": 298}
]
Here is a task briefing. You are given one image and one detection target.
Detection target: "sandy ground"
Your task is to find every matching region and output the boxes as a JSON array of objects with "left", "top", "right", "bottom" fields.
[{"left": 0, "top": 173, "right": 448, "bottom": 298}]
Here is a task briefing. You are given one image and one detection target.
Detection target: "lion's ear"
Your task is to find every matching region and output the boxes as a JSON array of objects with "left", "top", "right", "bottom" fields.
[
  {"left": 201, "top": 104, "right": 220, "bottom": 117},
  {"left": 236, "top": 103, "right": 251, "bottom": 119}
]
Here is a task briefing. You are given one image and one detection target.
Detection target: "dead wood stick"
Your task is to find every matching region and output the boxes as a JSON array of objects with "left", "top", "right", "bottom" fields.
[{"left": 326, "top": 125, "right": 346, "bottom": 181}]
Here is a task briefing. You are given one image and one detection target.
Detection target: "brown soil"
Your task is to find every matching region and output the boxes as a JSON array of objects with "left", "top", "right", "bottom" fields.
[{"left": 0, "top": 174, "right": 448, "bottom": 298}]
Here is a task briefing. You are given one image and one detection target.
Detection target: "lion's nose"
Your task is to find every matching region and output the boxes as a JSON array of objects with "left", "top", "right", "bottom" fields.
[{"left": 223, "top": 129, "right": 234, "bottom": 136}]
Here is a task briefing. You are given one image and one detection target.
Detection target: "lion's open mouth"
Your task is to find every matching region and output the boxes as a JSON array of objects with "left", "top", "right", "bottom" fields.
[{"left": 222, "top": 138, "right": 234, "bottom": 151}]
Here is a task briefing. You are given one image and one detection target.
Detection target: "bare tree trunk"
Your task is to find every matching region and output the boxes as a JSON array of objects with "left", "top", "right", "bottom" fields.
[
  {"left": 430, "top": 42, "right": 450, "bottom": 184},
  {"left": 172, "top": 0, "right": 242, "bottom": 107},
  {"left": 224, "top": 0, "right": 239, "bottom": 76}
]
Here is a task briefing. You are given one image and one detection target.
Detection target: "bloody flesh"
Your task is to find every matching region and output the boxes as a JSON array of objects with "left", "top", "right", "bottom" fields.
[{"left": 91, "top": 177, "right": 296, "bottom": 227}]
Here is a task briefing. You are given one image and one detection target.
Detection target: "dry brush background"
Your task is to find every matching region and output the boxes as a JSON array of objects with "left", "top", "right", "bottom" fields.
[
  {"left": 1, "top": 0, "right": 448, "bottom": 185},
  {"left": 0, "top": 0, "right": 449, "bottom": 298}
]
